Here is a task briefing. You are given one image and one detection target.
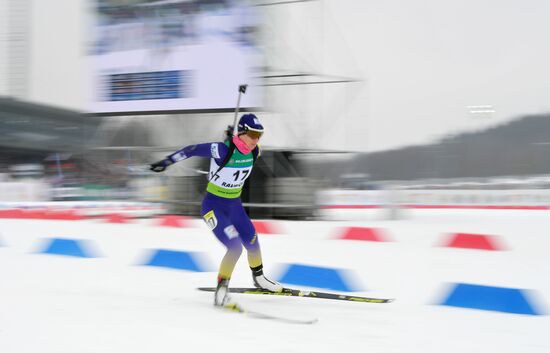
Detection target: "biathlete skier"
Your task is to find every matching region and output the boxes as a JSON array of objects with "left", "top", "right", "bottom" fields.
[{"left": 150, "top": 114, "right": 283, "bottom": 306}]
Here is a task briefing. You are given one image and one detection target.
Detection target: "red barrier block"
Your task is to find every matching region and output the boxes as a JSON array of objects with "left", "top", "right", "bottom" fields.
[
  {"left": 252, "top": 220, "right": 282, "bottom": 235},
  {"left": 47, "top": 210, "right": 85, "bottom": 221},
  {"left": 338, "top": 227, "right": 389, "bottom": 242},
  {"left": 444, "top": 233, "right": 503, "bottom": 251},
  {"left": 155, "top": 215, "right": 190, "bottom": 228},
  {"left": 0, "top": 209, "right": 25, "bottom": 218},
  {"left": 0, "top": 209, "right": 47, "bottom": 219},
  {"left": 0, "top": 208, "right": 85, "bottom": 221},
  {"left": 27, "top": 209, "right": 49, "bottom": 219},
  {"left": 104, "top": 213, "right": 132, "bottom": 224}
]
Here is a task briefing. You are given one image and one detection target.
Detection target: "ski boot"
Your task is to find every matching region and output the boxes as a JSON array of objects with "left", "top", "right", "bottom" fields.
[
  {"left": 214, "top": 278, "right": 231, "bottom": 307},
  {"left": 251, "top": 264, "right": 283, "bottom": 293}
]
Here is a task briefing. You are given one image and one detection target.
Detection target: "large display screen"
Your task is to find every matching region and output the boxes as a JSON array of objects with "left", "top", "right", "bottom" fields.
[{"left": 90, "top": 0, "right": 263, "bottom": 114}]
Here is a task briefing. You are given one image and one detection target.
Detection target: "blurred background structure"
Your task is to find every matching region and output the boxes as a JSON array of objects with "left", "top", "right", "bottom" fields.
[{"left": 1, "top": 0, "right": 550, "bottom": 219}]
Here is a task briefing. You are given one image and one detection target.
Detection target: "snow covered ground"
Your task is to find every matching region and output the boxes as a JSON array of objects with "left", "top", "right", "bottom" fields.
[{"left": 1, "top": 210, "right": 549, "bottom": 353}]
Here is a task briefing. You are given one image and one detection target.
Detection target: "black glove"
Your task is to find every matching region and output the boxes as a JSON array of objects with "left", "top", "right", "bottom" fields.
[{"left": 150, "top": 158, "right": 173, "bottom": 173}]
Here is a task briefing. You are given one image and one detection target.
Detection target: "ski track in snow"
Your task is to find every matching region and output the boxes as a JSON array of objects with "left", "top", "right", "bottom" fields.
[{"left": 1, "top": 212, "right": 549, "bottom": 353}]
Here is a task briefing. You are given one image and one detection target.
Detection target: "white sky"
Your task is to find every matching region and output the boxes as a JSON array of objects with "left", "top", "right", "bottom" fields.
[
  {"left": 2, "top": 0, "right": 550, "bottom": 152},
  {"left": 318, "top": 0, "right": 550, "bottom": 151}
]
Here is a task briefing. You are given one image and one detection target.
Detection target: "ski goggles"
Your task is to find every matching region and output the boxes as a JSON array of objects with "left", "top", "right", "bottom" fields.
[
  {"left": 240, "top": 124, "right": 264, "bottom": 139},
  {"left": 244, "top": 129, "right": 264, "bottom": 139}
]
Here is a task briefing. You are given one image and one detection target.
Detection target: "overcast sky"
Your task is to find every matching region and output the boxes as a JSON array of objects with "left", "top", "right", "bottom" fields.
[
  {"left": 4, "top": 0, "right": 550, "bottom": 152},
  {"left": 317, "top": 0, "right": 550, "bottom": 151}
]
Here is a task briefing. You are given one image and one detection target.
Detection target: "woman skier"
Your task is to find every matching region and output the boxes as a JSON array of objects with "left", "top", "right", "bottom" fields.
[{"left": 150, "top": 114, "right": 283, "bottom": 306}]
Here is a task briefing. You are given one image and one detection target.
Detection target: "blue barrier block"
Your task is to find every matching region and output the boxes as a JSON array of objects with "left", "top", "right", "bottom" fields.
[
  {"left": 440, "top": 283, "right": 541, "bottom": 315},
  {"left": 142, "top": 249, "right": 211, "bottom": 272},
  {"left": 277, "top": 264, "right": 360, "bottom": 292},
  {"left": 38, "top": 238, "right": 96, "bottom": 258}
]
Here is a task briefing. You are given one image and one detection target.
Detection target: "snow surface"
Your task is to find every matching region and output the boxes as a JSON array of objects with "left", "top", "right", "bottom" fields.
[{"left": 1, "top": 211, "right": 549, "bottom": 353}]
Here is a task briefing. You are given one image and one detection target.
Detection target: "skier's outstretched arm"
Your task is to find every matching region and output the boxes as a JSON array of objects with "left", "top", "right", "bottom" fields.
[{"left": 149, "top": 142, "right": 228, "bottom": 173}]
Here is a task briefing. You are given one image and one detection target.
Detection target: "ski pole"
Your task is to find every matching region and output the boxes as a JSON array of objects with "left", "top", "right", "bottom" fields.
[{"left": 232, "top": 84, "right": 247, "bottom": 136}]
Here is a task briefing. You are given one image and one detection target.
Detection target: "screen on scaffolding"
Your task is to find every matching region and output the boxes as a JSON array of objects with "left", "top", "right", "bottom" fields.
[{"left": 89, "top": 0, "right": 263, "bottom": 114}]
